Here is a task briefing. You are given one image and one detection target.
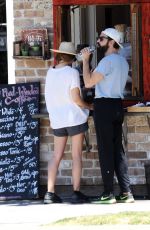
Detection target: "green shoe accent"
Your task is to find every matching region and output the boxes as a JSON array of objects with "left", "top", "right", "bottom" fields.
[
  {"left": 91, "top": 192, "right": 116, "bottom": 204},
  {"left": 92, "top": 198, "right": 116, "bottom": 204},
  {"left": 116, "top": 192, "right": 135, "bottom": 203}
]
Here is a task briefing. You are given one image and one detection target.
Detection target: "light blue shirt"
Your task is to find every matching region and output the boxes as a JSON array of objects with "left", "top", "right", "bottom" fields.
[{"left": 94, "top": 53, "right": 129, "bottom": 99}]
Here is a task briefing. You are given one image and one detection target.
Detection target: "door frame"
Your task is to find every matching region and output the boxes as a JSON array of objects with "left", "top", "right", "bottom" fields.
[{"left": 6, "top": 0, "right": 15, "bottom": 84}]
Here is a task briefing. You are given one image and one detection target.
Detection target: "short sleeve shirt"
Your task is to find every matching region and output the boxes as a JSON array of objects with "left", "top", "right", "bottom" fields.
[
  {"left": 45, "top": 66, "right": 89, "bottom": 129},
  {"left": 94, "top": 53, "right": 129, "bottom": 98}
]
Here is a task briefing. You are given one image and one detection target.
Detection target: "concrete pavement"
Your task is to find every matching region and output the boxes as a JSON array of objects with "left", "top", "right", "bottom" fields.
[{"left": 0, "top": 199, "right": 150, "bottom": 230}]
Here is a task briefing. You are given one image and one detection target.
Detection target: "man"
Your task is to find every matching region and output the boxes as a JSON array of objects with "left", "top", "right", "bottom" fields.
[{"left": 81, "top": 28, "right": 134, "bottom": 204}]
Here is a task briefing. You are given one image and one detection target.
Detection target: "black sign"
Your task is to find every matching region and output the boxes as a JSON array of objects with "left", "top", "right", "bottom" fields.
[{"left": 0, "top": 83, "right": 40, "bottom": 199}]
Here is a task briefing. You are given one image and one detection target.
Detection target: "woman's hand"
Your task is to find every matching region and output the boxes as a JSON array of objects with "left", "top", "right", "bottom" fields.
[
  {"left": 71, "top": 87, "right": 94, "bottom": 110},
  {"left": 88, "top": 103, "right": 94, "bottom": 110}
]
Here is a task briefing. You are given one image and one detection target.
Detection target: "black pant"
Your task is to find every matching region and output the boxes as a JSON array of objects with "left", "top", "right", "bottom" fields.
[{"left": 93, "top": 98, "right": 131, "bottom": 194}]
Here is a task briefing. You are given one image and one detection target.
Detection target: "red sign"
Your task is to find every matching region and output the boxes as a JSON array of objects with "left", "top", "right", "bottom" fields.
[{"left": 21, "top": 29, "right": 48, "bottom": 44}]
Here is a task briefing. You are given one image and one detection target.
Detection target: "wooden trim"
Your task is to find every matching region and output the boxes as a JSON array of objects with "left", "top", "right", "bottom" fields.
[
  {"left": 13, "top": 56, "right": 46, "bottom": 60},
  {"left": 142, "top": 3, "right": 150, "bottom": 101},
  {"left": 53, "top": 0, "right": 150, "bottom": 6},
  {"left": 130, "top": 4, "right": 141, "bottom": 97},
  {"left": 53, "top": 5, "right": 62, "bottom": 64},
  {"left": 53, "top": 5, "right": 57, "bottom": 51},
  {"left": 53, "top": 6, "right": 61, "bottom": 50}
]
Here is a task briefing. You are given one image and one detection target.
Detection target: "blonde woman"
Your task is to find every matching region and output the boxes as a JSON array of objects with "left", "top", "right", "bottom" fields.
[{"left": 44, "top": 42, "right": 93, "bottom": 204}]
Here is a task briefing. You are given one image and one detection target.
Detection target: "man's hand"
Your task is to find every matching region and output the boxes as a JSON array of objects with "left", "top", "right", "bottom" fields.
[{"left": 80, "top": 48, "right": 91, "bottom": 62}]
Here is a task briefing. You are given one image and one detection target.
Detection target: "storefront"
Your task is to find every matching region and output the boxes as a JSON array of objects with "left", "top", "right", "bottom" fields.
[
  {"left": 11, "top": 0, "right": 150, "bottom": 197},
  {"left": 53, "top": 0, "right": 150, "bottom": 101}
]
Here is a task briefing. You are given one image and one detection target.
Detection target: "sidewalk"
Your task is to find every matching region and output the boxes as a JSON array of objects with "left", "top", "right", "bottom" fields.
[{"left": 0, "top": 199, "right": 150, "bottom": 230}]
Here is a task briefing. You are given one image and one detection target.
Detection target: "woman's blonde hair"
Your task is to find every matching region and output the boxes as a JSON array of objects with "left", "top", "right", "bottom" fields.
[{"left": 56, "top": 53, "right": 75, "bottom": 63}]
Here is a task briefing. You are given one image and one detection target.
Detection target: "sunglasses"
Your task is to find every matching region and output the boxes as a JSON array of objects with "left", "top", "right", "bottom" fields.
[{"left": 98, "top": 36, "right": 109, "bottom": 41}]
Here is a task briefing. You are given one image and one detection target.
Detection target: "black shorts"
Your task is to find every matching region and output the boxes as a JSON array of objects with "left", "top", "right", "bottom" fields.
[{"left": 53, "top": 122, "right": 88, "bottom": 137}]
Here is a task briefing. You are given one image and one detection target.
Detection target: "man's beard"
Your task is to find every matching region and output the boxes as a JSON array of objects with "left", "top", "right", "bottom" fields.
[{"left": 97, "top": 42, "right": 109, "bottom": 56}]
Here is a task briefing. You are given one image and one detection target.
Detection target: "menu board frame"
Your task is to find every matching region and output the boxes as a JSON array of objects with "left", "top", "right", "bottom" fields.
[{"left": 0, "top": 82, "right": 40, "bottom": 200}]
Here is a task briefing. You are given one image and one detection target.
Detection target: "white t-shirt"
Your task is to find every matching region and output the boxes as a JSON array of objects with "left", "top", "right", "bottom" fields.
[{"left": 45, "top": 66, "right": 89, "bottom": 129}]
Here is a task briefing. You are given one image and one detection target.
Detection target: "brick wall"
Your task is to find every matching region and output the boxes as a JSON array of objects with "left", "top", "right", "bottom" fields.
[
  {"left": 13, "top": 0, "right": 150, "bottom": 191},
  {"left": 126, "top": 115, "right": 150, "bottom": 185}
]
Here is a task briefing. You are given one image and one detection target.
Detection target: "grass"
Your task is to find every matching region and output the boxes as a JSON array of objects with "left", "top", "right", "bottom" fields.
[{"left": 50, "top": 212, "right": 150, "bottom": 225}]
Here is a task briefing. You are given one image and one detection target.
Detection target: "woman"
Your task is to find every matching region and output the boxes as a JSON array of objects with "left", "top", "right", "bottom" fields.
[{"left": 44, "top": 42, "right": 93, "bottom": 204}]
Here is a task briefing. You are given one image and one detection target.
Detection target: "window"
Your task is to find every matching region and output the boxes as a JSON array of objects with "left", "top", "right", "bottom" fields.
[{"left": 54, "top": 4, "right": 143, "bottom": 99}]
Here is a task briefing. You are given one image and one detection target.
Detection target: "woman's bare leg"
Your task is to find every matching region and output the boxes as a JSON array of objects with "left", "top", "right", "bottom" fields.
[
  {"left": 71, "top": 133, "right": 84, "bottom": 191},
  {"left": 47, "top": 136, "right": 67, "bottom": 192}
]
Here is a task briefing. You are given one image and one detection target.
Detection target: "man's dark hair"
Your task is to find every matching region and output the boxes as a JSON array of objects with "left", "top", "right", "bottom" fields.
[
  {"left": 107, "top": 37, "right": 120, "bottom": 49},
  {"left": 113, "top": 42, "right": 120, "bottom": 49}
]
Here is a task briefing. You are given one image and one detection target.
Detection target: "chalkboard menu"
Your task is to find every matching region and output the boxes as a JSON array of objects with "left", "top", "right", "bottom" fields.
[{"left": 0, "top": 82, "right": 40, "bottom": 199}]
